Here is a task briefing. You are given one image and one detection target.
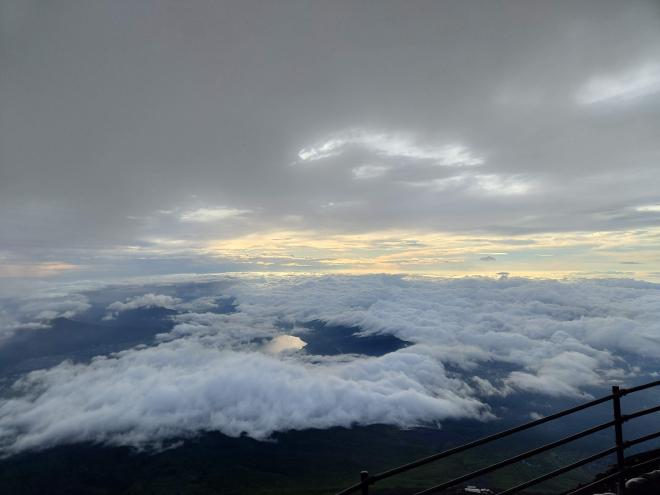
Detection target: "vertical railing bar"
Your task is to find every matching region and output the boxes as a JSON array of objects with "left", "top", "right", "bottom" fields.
[
  {"left": 360, "top": 470, "right": 369, "bottom": 495},
  {"left": 612, "top": 385, "right": 627, "bottom": 495}
]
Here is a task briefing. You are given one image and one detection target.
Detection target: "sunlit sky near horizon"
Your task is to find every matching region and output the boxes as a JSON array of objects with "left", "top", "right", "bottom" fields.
[{"left": 1, "top": 0, "right": 660, "bottom": 282}]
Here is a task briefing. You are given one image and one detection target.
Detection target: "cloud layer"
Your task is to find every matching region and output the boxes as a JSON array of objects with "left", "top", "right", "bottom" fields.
[{"left": 0, "top": 274, "right": 658, "bottom": 455}]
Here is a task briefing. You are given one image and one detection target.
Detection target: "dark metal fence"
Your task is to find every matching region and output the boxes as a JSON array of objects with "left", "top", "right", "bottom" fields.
[{"left": 335, "top": 380, "right": 660, "bottom": 495}]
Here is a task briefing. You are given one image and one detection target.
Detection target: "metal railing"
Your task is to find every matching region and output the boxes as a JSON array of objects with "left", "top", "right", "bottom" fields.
[{"left": 335, "top": 380, "right": 660, "bottom": 495}]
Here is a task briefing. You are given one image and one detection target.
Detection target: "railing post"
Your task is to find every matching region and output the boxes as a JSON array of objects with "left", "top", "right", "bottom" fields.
[
  {"left": 612, "top": 385, "right": 626, "bottom": 494},
  {"left": 360, "top": 470, "right": 369, "bottom": 495}
]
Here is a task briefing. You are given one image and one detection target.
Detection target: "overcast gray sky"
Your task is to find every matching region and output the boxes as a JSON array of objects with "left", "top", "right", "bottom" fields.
[{"left": 1, "top": 0, "right": 660, "bottom": 279}]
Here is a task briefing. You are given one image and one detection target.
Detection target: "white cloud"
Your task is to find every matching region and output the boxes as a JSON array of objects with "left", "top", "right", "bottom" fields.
[
  {"left": 505, "top": 351, "right": 607, "bottom": 398},
  {"left": 352, "top": 164, "right": 390, "bottom": 179},
  {"left": 103, "top": 292, "right": 222, "bottom": 321},
  {"left": 635, "top": 204, "right": 660, "bottom": 213},
  {"left": 472, "top": 174, "right": 532, "bottom": 195},
  {"left": 227, "top": 275, "right": 658, "bottom": 395},
  {"left": 297, "top": 129, "right": 483, "bottom": 167},
  {"left": 0, "top": 289, "right": 90, "bottom": 342},
  {"left": 577, "top": 63, "right": 660, "bottom": 105},
  {"left": 0, "top": 336, "right": 487, "bottom": 455},
  {"left": 410, "top": 173, "right": 533, "bottom": 196},
  {"left": 0, "top": 275, "right": 659, "bottom": 455},
  {"left": 179, "top": 207, "right": 249, "bottom": 223},
  {"left": 105, "top": 293, "right": 182, "bottom": 319}
]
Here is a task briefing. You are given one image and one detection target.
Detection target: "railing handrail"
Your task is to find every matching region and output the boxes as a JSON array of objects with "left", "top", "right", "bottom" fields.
[{"left": 335, "top": 380, "right": 660, "bottom": 495}]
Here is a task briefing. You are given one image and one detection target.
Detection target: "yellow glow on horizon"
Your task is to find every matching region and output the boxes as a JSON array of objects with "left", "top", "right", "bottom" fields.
[
  {"left": 192, "top": 227, "right": 660, "bottom": 280},
  {"left": 0, "top": 262, "right": 83, "bottom": 278}
]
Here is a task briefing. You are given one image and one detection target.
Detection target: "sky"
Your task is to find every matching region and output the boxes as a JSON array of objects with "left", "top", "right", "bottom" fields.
[{"left": 2, "top": 0, "right": 660, "bottom": 280}]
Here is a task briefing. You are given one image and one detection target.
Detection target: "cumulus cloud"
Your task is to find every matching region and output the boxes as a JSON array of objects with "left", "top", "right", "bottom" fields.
[
  {"left": 0, "top": 274, "right": 659, "bottom": 455},
  {"left": 505, "top": 351, "right": 609, "bottom": 398},
  {"left": 0, "top": 333, "right": 487, "bottom": 455},
  {"left": 104, "top": 293, "right": 182, "bottom": 319},
  {"left": 227, "top": 275, "right": 659, "bottom": 397},
  {"left": 0, "top": 288, "right": 90, "bottom": 342},
  {"left": 104, "top": 292, "right": 226, "bottom": 320}
]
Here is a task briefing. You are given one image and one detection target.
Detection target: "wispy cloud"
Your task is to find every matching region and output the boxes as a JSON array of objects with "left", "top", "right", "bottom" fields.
[
  {"left": 351, "top": 164, "right": 390, "bottom": 179},
  {"left": 635, "top": 204, "right": 660, "bottom": 213},
  {"left": 577, "top": 63, "right": 660, "bottom": 105},
  {"left": 297, "top": 129, "right": 483, "bottom": 167},
  {"left": 179, "top": 207, "right": 249, "bottom": 223},
  {"left": 407, "top": 173, "right": 533, "bottom": 196}
]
